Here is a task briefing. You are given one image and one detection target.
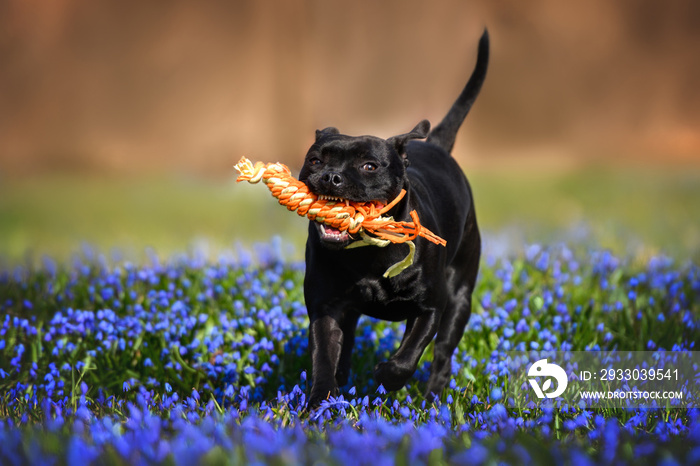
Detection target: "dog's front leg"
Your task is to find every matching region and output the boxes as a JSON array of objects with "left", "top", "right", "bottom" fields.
[
  {"left": 307, "top": 314, "right": 343, "bottom": 409},
  {"left": 374, "top": 311, "right": 440, "bottom": 391}
]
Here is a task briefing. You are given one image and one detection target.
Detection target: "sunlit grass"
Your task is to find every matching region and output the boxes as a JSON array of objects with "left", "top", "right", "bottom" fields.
[{"left": 1, "top": 165, "right": 698, "bottom": 266}]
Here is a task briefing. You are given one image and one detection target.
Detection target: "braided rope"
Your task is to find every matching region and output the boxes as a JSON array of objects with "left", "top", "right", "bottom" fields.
[
  {"left": 234, "top": 157, "right": 446, "bottom": 277},
  {"left": 235, "top": 157, "right": 446, "bottom": 246}
]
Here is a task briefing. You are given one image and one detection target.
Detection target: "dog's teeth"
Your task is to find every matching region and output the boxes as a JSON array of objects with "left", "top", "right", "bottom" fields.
[{"left": 318, "top": 194, "right": 345, "bottom": 202}]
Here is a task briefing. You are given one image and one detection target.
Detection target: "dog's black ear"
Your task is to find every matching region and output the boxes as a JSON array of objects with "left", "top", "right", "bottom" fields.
[
  {"left": 315, "top": 127, "right": 340, "bottom": 140},
  {"left": 387, "top": 119, "right": 430, "bottom": 155}
]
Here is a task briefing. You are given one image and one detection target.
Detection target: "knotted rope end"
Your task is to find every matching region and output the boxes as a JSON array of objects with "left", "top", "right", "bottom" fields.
[{"left": 234, "top": 157, "right": 256, "bottom": 181}]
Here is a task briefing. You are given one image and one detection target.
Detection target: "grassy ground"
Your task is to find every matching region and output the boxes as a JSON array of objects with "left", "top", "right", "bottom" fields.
[
  {"left": 1, "top": 165, "right": 699, "bottom": 463},
  {"left": 1, "top": 232, "right": 698, "bottom": 464},
  {"left": 1, "top": 165, "right": 698, "bottom": 265}
]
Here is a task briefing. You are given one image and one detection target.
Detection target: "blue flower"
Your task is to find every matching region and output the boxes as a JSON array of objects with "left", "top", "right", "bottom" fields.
[
  {"left": 0, "top": 238, "right": 695, "bottom": 465},
  {"left": 515, "top": 319, "right": 529, "bottom": 333}
]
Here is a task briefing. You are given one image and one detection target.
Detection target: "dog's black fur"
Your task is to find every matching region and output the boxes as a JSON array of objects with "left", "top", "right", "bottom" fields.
[{"left": 300, "top": 30, "right": 489, "bottom": 408}]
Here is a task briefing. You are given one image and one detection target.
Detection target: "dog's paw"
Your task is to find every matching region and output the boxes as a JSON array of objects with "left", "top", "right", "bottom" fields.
[
  {"left": 424, "top": 373, "right": 450, "bottom": 401},
  {"left": 335, "top": 368, "right": 350, "bottom": 388},
  {"left": 307, "top": 385, "right": 339, "bottom": 411},
  {"left": 423, "top": 386, "right": 442, "bottom": 403},
  {"left": 374, "top": 360, "right": 414, "bottom": 391}
]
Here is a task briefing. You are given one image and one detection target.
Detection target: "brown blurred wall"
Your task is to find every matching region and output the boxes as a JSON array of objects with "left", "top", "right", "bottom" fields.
[{"left": 1, "top": 0, "right": 699, "bottom": 177}]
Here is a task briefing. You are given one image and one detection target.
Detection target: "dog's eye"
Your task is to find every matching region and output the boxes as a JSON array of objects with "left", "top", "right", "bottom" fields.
[
  {"left": 361, "top": 162, "right": 377, "bottom": 172},
  {"left": 309, "top": 157, "right": 322, "bottom": 166}
]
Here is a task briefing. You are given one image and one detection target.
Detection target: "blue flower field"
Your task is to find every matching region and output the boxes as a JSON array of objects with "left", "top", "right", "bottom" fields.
[{"left": 1, "top": 237, "right": 699, "bottom": 465}]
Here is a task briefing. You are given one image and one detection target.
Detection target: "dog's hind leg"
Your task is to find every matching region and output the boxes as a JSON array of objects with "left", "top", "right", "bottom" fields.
[
  {"left": 425, "top": 229, "right": 480, "bottom": 398},
  {"left": 424, "top": 290, "right": 472, "bottom": 398}
]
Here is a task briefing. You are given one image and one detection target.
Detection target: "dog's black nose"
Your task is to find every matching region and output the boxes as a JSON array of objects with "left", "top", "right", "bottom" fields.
[{"left": 321, "top": 172, "right": 344, "bottom": 187}]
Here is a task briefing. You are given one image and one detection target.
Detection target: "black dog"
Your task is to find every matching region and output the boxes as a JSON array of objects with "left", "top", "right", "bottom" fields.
[{"left": 299, "top": 30, "right": 489, "bottom": 408}]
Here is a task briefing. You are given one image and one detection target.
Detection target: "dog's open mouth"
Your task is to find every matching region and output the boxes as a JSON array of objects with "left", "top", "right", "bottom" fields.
[
  {"left": 312, "top": 193, "right": 390, "bottom": 246},
  {"left": 317, "top": 223, "right": 351, "bottom": 243}
]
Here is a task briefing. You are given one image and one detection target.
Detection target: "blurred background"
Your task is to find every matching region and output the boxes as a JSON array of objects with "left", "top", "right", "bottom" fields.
[{"left": 1, "top": 0, "right": 699, "bottom": 265}]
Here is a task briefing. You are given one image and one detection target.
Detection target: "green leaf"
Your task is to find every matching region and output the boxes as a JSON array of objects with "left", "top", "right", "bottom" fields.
[{"left": 533, "top": 296, "right": 544, "bottom": 310}]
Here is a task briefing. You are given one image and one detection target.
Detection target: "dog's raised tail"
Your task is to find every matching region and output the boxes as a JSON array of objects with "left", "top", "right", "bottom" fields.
[{"left": 426, "top": 29, "right": 489, "bottom": 154}]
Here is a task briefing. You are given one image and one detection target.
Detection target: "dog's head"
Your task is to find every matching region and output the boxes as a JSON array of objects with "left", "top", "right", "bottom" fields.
[{"left": 299, "top": 119, "right": 430, "bottom": 246}]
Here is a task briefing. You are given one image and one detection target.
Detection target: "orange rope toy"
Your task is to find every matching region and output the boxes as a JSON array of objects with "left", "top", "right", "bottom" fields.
[{"left": 234, "top": 157, "right": 446, "bottom": 276}]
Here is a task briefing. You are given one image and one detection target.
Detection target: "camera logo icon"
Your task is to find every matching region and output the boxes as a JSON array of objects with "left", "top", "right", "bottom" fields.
[{"left": 528, "top": 358, "right": 568, "bottom": 399}]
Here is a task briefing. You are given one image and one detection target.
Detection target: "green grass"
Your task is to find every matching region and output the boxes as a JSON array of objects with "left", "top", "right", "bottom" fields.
[
  {"left": 470, "top": 166, "right": 700, "bottom": 259},
  {"left": 1, "top": 165, "right": 699, "bottom": 464},
  {"left": 1, "top": 165, "right": 698, "bottom": 265}
]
